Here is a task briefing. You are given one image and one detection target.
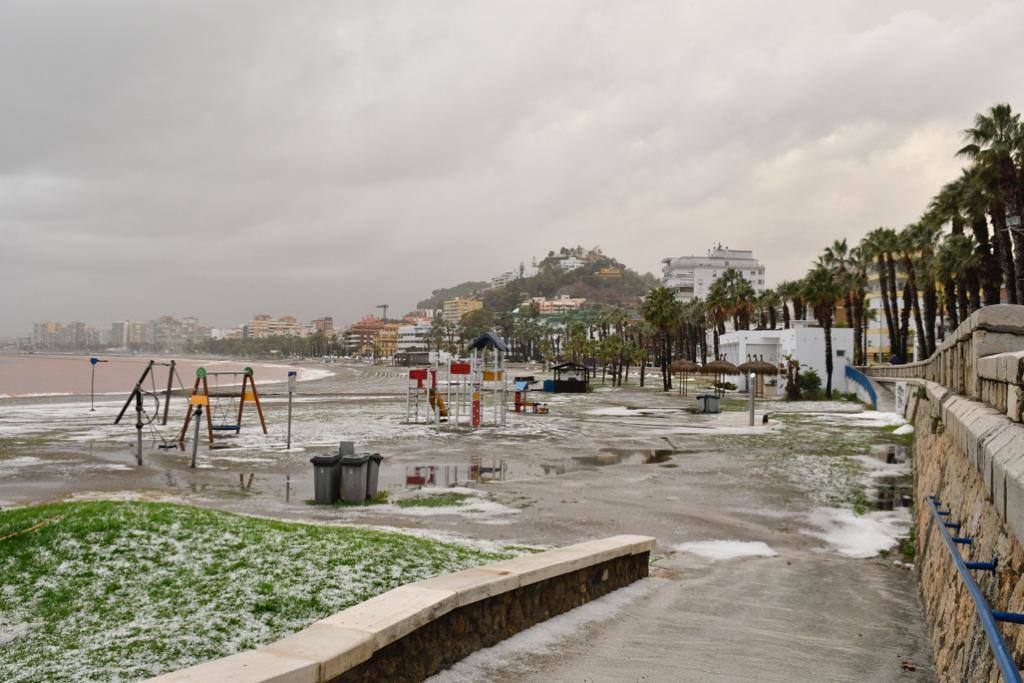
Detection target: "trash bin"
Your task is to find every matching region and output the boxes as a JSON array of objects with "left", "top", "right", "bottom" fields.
[
  {"left": 696, "top": 393, "right": 720, "bottom": 414},
  {"left": 365, "top": 453, "right": 383, "bottom": 499},
  {"left": 310, "top": 454, "right": 341, "bottom": 504},
  {"left": 338, "top": 441, "right": 355, "bottom": 456},
  {"left": 340, "top": 455, "right": 370, "bottom": 503}
]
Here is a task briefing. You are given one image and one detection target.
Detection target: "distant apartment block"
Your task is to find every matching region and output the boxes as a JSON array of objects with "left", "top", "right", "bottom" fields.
[
  {"left": 442, "top": 298, "right": 483, "bottom": 325},
  {"left": 342, "top": 316, "right": 387, "bottom": 354},
  {"left": 243, "top": 314, "right": 305, "bottom": 339},
  {"left": 31, "top": 321, "right": 99, "bottom": 350},
  {"left": 397, "top": 321, "right": 434, "bottom": 352},
  {"left": 662, "top": 244, "right": 766, "bottom": 302},
  {"left": 311, "top": 316, "right": 335, "bottom": 333},
  {"left": 530, "top": 295, "right": 587, "bottom": 315}
]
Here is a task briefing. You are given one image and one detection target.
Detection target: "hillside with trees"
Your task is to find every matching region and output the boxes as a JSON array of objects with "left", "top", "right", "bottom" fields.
[
  {"left": 416, "top": 281, "right": 489, "bottom": 310},
  {"left": 421, "top": 246, "right": 658, "bottom": 315}
]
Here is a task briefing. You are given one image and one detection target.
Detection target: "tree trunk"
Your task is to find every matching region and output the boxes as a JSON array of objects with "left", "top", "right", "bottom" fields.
[
  {"left": 923, "top": 283, "right": 937, "bottom": 358},
  {"left": 943, "top": 275, "right": 959, "bottom": 330},
  {"left": 876, "top": 255, "right": 897, "bottom": 363},
  {"left": 971, "top": 213, "right": 1001, "bottom": 306},
  {"left": 898, "top": 279, "right": 912, "bottom": 363},
  {"left": 824, "top": 322, "right": 834, "bottom": 397},
  {"left": 992, "top": 207, "right": 1017, "bottom": 304},
  {"left": 782, "top": 301, "right": 790, "bottom": 329},
  {"left": 904, "top": 255, "right": 925, "bottom": 361},
  {"left": 852, "top": 296, "right": 864, "bottom": 366},
  {"left": 886, "top": 254, "right": 902, "bottom": 360}
]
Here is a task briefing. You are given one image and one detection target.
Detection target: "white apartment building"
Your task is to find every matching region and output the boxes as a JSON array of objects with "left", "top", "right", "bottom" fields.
[
  {"left": 661, "top": 245, "right": 766, "bottom": 302},
  {"left": 397, "top": 322, "right": 434, "bottom": 352}
]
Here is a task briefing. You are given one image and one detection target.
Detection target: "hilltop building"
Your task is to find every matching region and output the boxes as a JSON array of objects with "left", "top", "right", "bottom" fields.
[
  {"left": 662, "top": 245, "right": 766, "bottom": 303},
  {"left": 442, "top": 298, "right": 482, "bottom": 325},
  {"left": 530, "top": 295, "right": 587, "bottom": 315}
]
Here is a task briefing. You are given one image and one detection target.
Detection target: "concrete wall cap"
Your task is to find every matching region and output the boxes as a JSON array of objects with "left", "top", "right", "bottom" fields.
[
  {"left": 145, "top": 649, "right": 318, "bottom": 683},
  {"left": 319, "top": 584, "right": 457, "bottom": 650},
  {"left": 414, "top": 566, "right": 521, "bottom": 608},
  {"left": 262, "top": 623, "right": 375, "bottom": 682}
]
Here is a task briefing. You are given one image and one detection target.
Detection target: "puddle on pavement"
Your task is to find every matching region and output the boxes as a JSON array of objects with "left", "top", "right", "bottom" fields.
[
  {"left": 574, "top": 448, "right": 677, "bottom": 466},
  {"left": 874, "top": 476, "right": 912, "bottom": 510}
]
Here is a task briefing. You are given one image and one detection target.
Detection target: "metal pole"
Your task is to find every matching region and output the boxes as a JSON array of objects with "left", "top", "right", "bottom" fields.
[
  {"left": 91, "top": 363, "right": 96, "bottom": 412},
  {"left": 135, "top": 391, "right": 143, "bottom": 466},
  {"left": 749, "top": 373, "right": 756, "bottom": 426},
  {"left": 191, "top": 404, "right": 202, "bottom": 468},
  {"left": 287, "top": 389, "right": 293, "bottom": 449}
]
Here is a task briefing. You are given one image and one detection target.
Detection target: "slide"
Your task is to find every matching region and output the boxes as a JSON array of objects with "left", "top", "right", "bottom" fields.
[{"left": 428, "top": 389, "right": 449, "bottom": 417}]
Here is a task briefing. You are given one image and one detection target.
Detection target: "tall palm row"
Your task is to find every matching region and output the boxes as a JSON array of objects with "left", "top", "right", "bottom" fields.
[{"left": 816, "top": 103, "right": 1022, "bottom": 366}]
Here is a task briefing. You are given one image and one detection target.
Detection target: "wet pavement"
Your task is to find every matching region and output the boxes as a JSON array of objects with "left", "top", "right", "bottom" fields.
[{"left": 0, "top": 359, "right": 934, "bottom": 681}]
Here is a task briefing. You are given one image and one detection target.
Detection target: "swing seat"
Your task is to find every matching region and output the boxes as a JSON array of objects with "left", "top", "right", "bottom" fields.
[{"left": 212, "top": 425, "right": 240, "bottom": 431}]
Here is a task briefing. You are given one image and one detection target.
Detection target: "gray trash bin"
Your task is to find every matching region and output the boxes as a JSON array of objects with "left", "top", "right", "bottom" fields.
[
  {"left": 310, "top": 454, "right": 341, "bottom": 504},
  {"left": 365, "top": 453, "right": 383, "bottom": 499},
  {"left": 340, "top": 455, "right": 370, "bottom": 503},
  {"left": 338, "top": 441, "right": 355, "bottom": 456},
  {"left": 696, "top": 393, "right": 720, "bottom": 414}
]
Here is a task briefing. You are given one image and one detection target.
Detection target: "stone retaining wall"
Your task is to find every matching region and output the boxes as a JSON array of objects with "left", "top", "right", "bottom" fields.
[
  {"left": 912, "top": 380, "right": 1024, "bottom": 682},
  {"left": 148, "top": 535, "right": 655, "bottom": 683},
  {"left": 859, "top": 304, "right": 1024, "bottom": 414}
]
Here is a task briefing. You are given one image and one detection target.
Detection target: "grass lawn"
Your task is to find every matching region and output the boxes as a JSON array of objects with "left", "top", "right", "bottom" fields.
[
  {"left": 0, "top": 501, "right": 510, "bottom": 682},
  {"left": 714, "top": 411, "right": 913, "bottom": 513}
]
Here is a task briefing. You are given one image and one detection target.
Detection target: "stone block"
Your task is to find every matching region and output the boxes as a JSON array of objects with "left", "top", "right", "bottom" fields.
[
  {"left": 484, "top": 535, "right": 654, "bottom": 588},
  {"left": 974, "top": 330, "right": 1024, "bottom": 359},
  {"left": 974, "top": 303, "right": 1024, "bottom": 333},
  {"left": 146, "top": 649, "right": 318, "bottom": 683},
  {"left": 415, "top": 567, "right": 521, "bottom": 608},
  {"left": 320, "top": 584, "right": 457, "bottom": 650},
  {"left": 263, "top": 623, "right": 374, "bottom": 682}
]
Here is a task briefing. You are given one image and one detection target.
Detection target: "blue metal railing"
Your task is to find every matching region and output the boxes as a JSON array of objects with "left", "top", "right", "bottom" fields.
[
  {"left": 845, "top": 365, "right": 877, "bottom": 409},
  {"left": 927, "top": 496, "right": 1022, "bottom": 682}
]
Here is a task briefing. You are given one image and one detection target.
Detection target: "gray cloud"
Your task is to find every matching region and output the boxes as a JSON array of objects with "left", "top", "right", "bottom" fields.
[{"left": 2, "top": 0, "right": 1023, "bottom": 334}]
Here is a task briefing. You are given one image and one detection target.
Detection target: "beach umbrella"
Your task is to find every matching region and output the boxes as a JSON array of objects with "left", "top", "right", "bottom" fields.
[
  {"left": 738, "top": 356, "right": 778, "bottom": 397},
  {"left": 668, "top": 359, "right": 701, "bottom": 396},
  {"left": 701, "top": 359, "right": 740, "bottom": 397}
]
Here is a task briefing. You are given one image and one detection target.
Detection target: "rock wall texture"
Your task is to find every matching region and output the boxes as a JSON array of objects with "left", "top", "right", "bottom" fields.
[
  {"left": 331, "top": 552, "right": 649, "bottom": 683},
  {"left": 914, "top": 390, "right": 1024, "bottom": 682}
]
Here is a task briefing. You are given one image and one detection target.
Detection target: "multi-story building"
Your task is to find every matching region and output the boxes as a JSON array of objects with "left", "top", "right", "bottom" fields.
[
  {"left": 243, "top": 314, "right": 306, "bottom": 339},
  {"left": 342, "top": 316, "right": 387, "bottom": 355},
  {"left": 530, "top": 295, "right": 587, "bottom": 315},
  {"left": 311, "top": 316, "right": 334, "bottom": 334},
  {"left": 442, "top": 298, "right": 483, "bottom": 325},
  {"left": 377, "top": 322, "right": 401, "bottom": 357},
  {"left": 661, "top": 245, "right": 766, "bottom": 303},
  {"left": 110, "top": 321, "right": 131, "bottom": 347},
  {"left": 397, "top": 321, "right": 434, "bottom": 353},
  {"left": 32, "top": 321, "right": 63, "bottom": 349}
]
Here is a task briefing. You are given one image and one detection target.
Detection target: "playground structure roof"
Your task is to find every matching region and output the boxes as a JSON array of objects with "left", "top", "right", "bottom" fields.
[{"left": 468, "top": 331, "right": 509, "bottom": 352}]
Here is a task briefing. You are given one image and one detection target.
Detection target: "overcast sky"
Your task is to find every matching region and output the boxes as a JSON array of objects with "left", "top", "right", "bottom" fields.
[{"left": 3, "top": 1, "right": 1023, "bottom": 335}]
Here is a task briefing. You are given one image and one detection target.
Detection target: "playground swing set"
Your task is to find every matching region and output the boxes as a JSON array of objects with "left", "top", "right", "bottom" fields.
[
  {"left": 179, "top": 367, "right": 268, "bottom": 449},
  {"left": 114, "top": 360, "right": 187, "bottom": 461}
]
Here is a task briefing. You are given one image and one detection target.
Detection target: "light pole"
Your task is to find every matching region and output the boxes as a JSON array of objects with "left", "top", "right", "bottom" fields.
[
  {"left": 89, "top": 357, "right": 108, "bottom": 411},
  {"left": 748, "top": 372, "right": 756, "bottom": 426}
]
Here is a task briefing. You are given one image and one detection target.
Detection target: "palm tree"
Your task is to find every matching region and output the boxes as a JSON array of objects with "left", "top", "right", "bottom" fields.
[
  {"left": 862, "top": 228, "right": 901, "bottom": 362},
  {"left": 641, "top": 287, "right": 682, "bottom": 391},
  {"left": 802, "top": 265, "right": 842, "bottom": 396},
  {"left": 958, "top": 103, "right": 1024, "bottom": 302},
  {"left": 822, "top": 238, "right": 853, "bottom": 328},
  {"left": 844, "top": 247, "right": 870, "bottom": 365},
  {"left": 934, "top": 235, "right": 979, "bottom": 326}
]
